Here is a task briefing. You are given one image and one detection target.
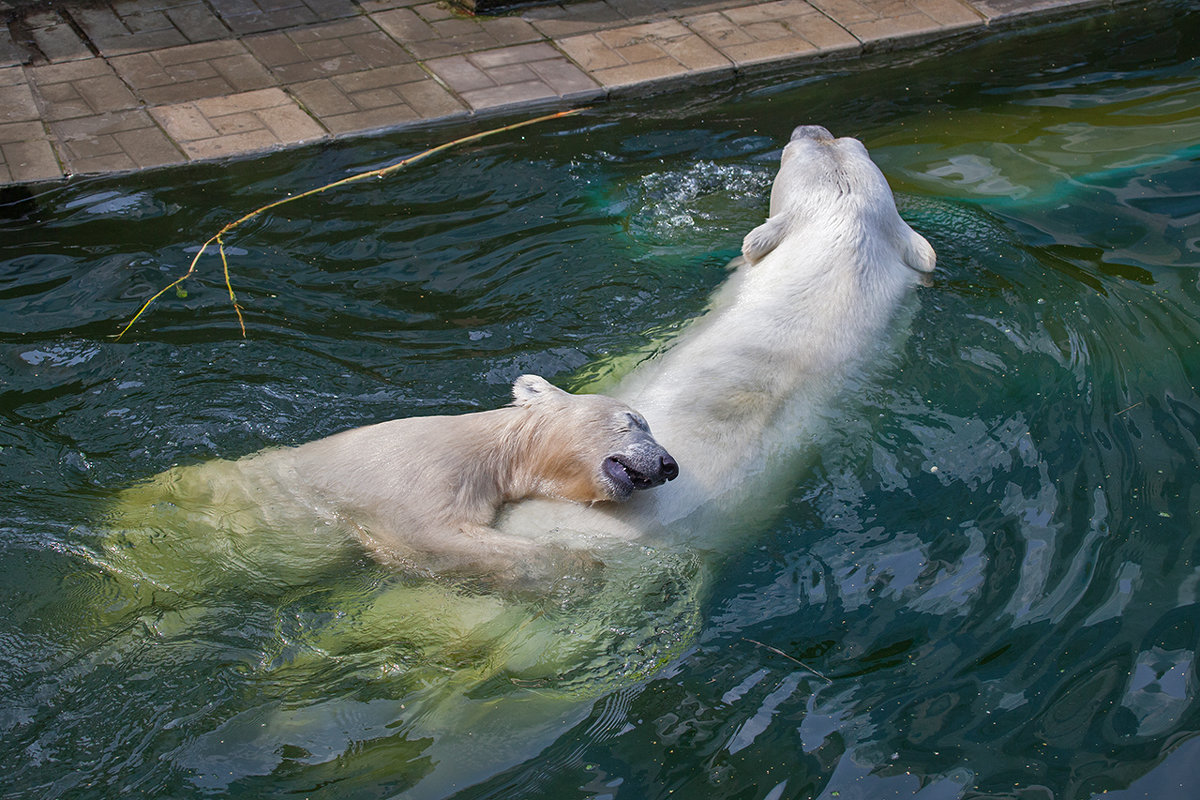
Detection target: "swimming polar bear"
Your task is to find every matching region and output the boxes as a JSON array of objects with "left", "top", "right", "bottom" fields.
[
  {"left": 111, "top": 375, "right": 677, "bottom": 585},
  {"left": 500, "top": 124, "right": 937, "bottom": 544}
]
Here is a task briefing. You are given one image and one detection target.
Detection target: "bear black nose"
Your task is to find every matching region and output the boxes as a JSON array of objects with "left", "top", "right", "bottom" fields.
[{"left": 660, "top": 454, "right": 679, "bottom": 481}]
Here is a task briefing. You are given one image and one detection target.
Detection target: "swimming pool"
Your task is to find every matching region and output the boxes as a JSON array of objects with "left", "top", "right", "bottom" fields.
[{"left": 3, "top": 2, "right": 1199, "bottom": 797}]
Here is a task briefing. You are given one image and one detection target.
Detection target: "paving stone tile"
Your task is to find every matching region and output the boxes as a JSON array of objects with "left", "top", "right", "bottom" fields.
[
  {"left": 685, "top": 1, "right": 860, "bottom": 68},
  {"left": 970, "top": 0, "right": 1103, "bottom": 20},
  {"left": 521, "top": 2, "right": 630, "bottom": 38},
  {"left": 412, "top": 24, "right": 501, "bottom": 59},
  {"left": 342, "top": 86, "right": 394, "bottom": 110},
  {"left": 26, "top": 10, "right": 92, "bottom": 63},
  {"left": 244, "top": 18, "right": 412, "bottom": 84},
  {"left": 479, "top": 17, "right": 544, "bottom": 46},
  {"left": 148, "top": 102, "right": 219, "bottom": 140},
  {"left": 210, "top": 110, "right": 262, "bottom": 135},
  {"left": 913, "top": 0, "right": 987, "bottom": 25},
  {"left": 343, "top": 27, "right": 414, "bottom": 64},
  {"left": 0, "top": 69, "right": 39, "bottom": 123},
  {"left": 111, "top": 125, "right": 186, "bottom": 167},
  {"left": 555, "top": 34, "right": 625, "bottom": 71},
  {"left": 804, "top": 0, "right": 874, "bottom": 24},
  {"left": 1, "top": 139, "right": 64, "bottom": 183},
  {"left": 371, "top": 8, "right": 438, "bottom": 44},
  {"left": 471, "top": 42, "right": 560, "bottom": 70},
  {"left": 48, "top": 108, "right": 183, "bottom": 174},
  {"left": 393, "top": 78, "right": 469, "bottom": 118},
  {"left": 110, "top": 40, "right": 274, "bottom": 104},
  {"left": 0, "top": 66, "right": 23, "bottom": 89},
  {"left": 357, "top": 0, "right": 428, "bottom": 11},
  {"left": 176, "top": 128, "right": 280, "bottom": 159},
  {"left": 168, "top": 3, "right": 235, "bottom": 42},
  {"left": 191, "top": 86, "right": 289, "bottom": 116},
  {"left": 291, "top": 63, "right": 466, "bottom": 134},
  {"left": 68, "top": 2, "right": 232, "bottom": 56},
  {"left": 28, "top": 58, "right": 142, "bottom": 121},
  {"left": 151, "top": 87, "right": 326, "bottom": 160},
  {"left": 527, "top": 57, "right": 607, "bottom": 96},
  {"left": 374, "top": 6, "right": 542, "bottom": 59},
  {"left": 27, "top": 57, "right": 111, "bottom": 85},
  {"left": 429, "top": 56, "right": 492, "bottom": 92},
  {"left": 807, "top": 0, "right": 982, "bottom": 43},
  {"left": 323, "top": 105, "right": 424, "bottom": 135},
  {"left": 290, "top": 79, "right": 356, "bottom": 116},
  {"left": 328, "top": 62, "right": 426, "bottom": 93},
  {"left": 558, "top": 19, "right": 732, "bottom": 91},
  {"left": 426, "top": 43, "right": 602, "bottom": 111},
  {"left": 460, "top": 80, "right": 563, "bottom": 110},
  {"left": 0, "top": 120, "right": 64, "bottom": 183},
  {"left": 603, "top": 0, "right": 696, "bottom": 17},
  {"left": 0, "top": 120, "right": 45, "bottom": 146},
  {"left": 413, "top": 2, "right": 457, "bottom": 22},
  {"left": 70, "top": 5, "right": 188, "bottom": 55},
  {"left": 0, "top": 21, "right": 24, "bottom": 68},
  {"left": 208, "top": 0, "right": 358, "bottom": 35}
]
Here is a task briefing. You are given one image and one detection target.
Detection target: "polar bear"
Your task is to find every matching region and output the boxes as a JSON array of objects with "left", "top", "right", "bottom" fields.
[
  {"left": 500, "top": 124, "right": 936, "bottom": 541},
  {"left": 113, "top": 375, "right": 677, "bottom": 580}
]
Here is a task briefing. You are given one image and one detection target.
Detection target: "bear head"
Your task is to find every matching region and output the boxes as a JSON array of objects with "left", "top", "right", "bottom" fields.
[
  {"left": 511, "top": 374, "right": 678, "bottom": 503},
  {"left": 742, "top": 124, "right": 936, "bottom": 278}
]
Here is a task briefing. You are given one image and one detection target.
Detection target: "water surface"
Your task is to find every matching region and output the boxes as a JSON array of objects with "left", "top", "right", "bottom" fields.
[{"left": 3, "top": 3, "right": 1200, "bottom": 798}]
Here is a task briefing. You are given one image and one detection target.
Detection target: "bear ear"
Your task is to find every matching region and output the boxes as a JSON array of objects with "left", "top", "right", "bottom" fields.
[
  {"left": 742, "top": 215, "right": 789, "bottom": 265},
  {"left": 512, "top": 374, "right": 566, "bottom": 407},
  {"left": 902, "top": 229, "right": 937, "bottom": 274}
]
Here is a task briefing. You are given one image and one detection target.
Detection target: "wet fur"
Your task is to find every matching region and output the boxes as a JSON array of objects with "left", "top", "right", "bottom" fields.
[{"left": 119, "top": 375, "right": 674, "bottom": 577}]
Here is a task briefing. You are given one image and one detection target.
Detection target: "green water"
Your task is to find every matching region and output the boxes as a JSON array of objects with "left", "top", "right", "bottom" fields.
[{"left": 4, "top": 3, "right": 1200, "bottom": 797}]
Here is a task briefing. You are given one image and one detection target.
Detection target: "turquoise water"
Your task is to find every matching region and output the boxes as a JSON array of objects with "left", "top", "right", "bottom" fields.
[{"left": 4, "top": 3, "right": 1200, "bottom": 797}]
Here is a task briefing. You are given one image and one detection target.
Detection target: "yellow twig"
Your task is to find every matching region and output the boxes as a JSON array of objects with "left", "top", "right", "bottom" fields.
[
  {"left": 115, "top": 107, "right": 588, "bottom": 340},
  {"left": 217, "top": 235, "right": 245, "bottom": 337}
]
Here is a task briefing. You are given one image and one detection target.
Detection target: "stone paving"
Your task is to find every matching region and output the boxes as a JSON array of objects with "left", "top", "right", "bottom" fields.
[{"left": 0, "top": 0, "right": 1128, "bottom": 185}]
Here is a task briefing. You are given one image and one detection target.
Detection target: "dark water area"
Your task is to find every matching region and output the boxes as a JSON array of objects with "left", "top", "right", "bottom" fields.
[{"left": 4, "top": 2, "right": 1200, "bottom": 797}]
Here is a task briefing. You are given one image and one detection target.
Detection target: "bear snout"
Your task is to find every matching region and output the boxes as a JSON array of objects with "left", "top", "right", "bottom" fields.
[
  {"left": 790, "top": 124, "right": 834, "bottom": 143},
  {"left": 603, "top": 450, "right": 679, "bottom": 500}
]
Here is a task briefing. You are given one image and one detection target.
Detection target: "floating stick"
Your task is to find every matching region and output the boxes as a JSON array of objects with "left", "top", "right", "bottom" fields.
[
  {"left": 742, "top": 637, "right": 834, "bottom": 684},
  {"left": 115, "top": 107, "right": 588, "bottom": 340}
]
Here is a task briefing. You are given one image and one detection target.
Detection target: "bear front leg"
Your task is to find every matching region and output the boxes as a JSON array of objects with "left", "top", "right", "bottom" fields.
[{"left": 432, "top": 523, "right": 604, "bottom": 588}]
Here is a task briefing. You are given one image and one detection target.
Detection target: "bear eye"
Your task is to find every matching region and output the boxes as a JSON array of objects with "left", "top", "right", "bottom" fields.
[{"left": 625, "top": 413, "right": 649, "bottom": 432}]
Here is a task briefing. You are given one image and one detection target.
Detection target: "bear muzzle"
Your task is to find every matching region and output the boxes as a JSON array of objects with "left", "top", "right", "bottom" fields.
[
  {"left": 790, "top": 124, "right": 834, "bottom": 143},
  {"left": 603, "top": 448, "right": 679, "bottom": 500}
]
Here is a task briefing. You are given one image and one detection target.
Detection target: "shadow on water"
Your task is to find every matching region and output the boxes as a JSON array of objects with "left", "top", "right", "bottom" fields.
[{"left": 4, "top": 1, "right": 1200, "bottom": 797}]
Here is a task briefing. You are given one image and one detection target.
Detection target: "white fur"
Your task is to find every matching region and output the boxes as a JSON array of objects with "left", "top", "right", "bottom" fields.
[
  {"left": 501, "top": 125, "right": 935, "bottom": 539},
  {"left": 117, "top": 375, "right": 675, "bottom": 579}
]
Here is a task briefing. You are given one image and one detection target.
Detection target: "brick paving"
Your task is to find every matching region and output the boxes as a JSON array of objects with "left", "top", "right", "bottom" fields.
[{"left": 0, "top": 0, "right": 1131, "bottom": 185}]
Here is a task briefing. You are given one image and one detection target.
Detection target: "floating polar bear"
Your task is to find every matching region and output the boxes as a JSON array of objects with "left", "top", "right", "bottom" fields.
[
  {"left": 113, "top": 375, "right": 676, "bottom": 583},
  {"left": 501, "top": 124, "right": 937, "bottom": 542}
]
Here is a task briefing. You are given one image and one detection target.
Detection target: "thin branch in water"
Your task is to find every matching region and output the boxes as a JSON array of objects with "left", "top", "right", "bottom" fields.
[
  {"left": 115, "top": 107, "right": 588, "bottom": 340},
  {"left": 742, "top": 637, "right": 833, "bottom": 684},
  {"left": 216, "top": 234, "right": 245, "bottom": 337}
]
